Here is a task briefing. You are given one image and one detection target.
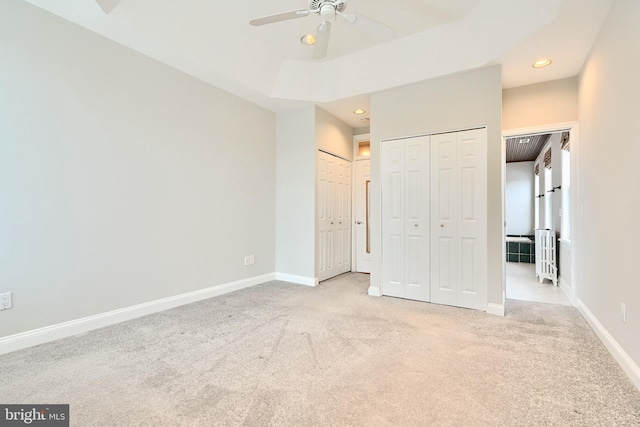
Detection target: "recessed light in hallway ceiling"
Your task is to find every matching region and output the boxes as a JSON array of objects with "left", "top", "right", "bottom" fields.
[{"left": 533, "top": 58, "right": 552, "bottom": 68}]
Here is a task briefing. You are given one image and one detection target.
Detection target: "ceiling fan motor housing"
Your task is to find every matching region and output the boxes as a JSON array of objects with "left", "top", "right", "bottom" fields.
[{"left": 311, "top": 0, "right": 347, "bottom": 13}]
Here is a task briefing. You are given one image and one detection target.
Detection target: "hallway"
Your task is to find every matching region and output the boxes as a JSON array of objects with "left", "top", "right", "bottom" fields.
[{"left": 506, "top": 262, "right": 571, "bottom": 305}]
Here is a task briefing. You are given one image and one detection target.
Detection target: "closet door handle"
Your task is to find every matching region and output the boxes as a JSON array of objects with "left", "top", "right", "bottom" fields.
[{"left": 356, "top": 221, "right": 363, "bottom": 225}]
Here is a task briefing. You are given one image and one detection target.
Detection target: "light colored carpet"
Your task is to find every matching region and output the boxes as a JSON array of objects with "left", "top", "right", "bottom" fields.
[{"left": 1, "top": 273, "right": 639, "bottom": 426}]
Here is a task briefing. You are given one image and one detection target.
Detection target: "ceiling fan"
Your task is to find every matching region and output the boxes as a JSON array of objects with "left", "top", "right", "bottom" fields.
[{"left": 249, "top": 0, "right": 396, "bottom": 60}]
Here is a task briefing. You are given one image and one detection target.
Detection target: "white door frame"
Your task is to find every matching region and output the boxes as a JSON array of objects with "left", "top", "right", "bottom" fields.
[{"left": 502, "top": 121, "right": 580, "bottom": 307}]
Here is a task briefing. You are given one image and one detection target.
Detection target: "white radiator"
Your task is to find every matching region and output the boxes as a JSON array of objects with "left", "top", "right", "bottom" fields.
[{"left": 535, "top": 229, "right": 558, "bottom": 286}]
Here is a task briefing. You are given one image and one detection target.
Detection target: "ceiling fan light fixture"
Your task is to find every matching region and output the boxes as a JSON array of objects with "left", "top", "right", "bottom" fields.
[
  {"left": 354, "top": 108, "right": 366, "bottom": 115},
  {"left": 319, "top": 3, "right": 336, "bottom": 17},
  {"left": 301, "top": 34, "right": 316, "bottom": 45},
  {"left": 533, "top": 58, "right": 552, "bottom": 68}
]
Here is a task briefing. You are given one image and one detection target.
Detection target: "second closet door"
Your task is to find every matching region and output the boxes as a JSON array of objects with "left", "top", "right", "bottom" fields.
[{"left": 317, "top": 151, "right": 351, "bottom": 282}]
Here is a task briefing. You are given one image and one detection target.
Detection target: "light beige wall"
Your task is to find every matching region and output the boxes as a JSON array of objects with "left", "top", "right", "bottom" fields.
[
  {"left": 578, "top": 0, "right": 640, "bottom": 366},
  {"left": 370, "top": 65, "right": 503, "bottom": 308},
  {"left": 276, "top": 106, "right": 352, "bottom": 283},
  {"left": 275, "top": 107, "right": 316, "bottom": 281},
  {"left": 353, "top": 127, "right": 371, "bottom": 136},
  {"left": 0, "top": 1, "right": 276, "bottom": 337},
  {"left": 503, "top": 77, "right": 578, "bottom": 130},
  {"left": 315, "top": 107, "right": 353, "bottom": 160}
]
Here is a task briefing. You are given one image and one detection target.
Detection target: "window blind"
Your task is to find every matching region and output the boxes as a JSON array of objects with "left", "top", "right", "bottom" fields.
[
  {"left": 544, "top": 149, "right": 552, "bottom": 169},
  {"left": 561, "top": 131, "right": 570, "bottom": 151}
]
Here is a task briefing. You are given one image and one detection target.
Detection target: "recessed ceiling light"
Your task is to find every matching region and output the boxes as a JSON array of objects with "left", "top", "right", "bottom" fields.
[
  {"left": 301, "top": 34, "right": 315, "bottom": 45},
  {"left": 519, "top": 139, "right": 530, "bottom": 144},
  {"left": 354, "top": 109, "right": 366, "bottom": 115},
  {"left": 533, "top": 58, "right": 552, "bottom": 68}
]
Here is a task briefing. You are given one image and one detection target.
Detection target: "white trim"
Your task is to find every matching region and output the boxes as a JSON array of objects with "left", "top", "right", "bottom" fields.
[
  {"left": 380, "top": 126, "right": 486, "bottom": 143},
  {"left": 486, "top": 303, "right": 505, "bottom": 316},
  {"left": 502, "top": 122, "right": 577, "bottom": 138},
  {"left": 275, "top": 272, "right": 318, "bottom": 287},
  {"left": 558, "top": 276, "right": 575, "bottom": 305},
  {"left": 500, "top": 133, "right": 507, "bottom": 313},
  {"left": 577, "top": 299, "right": 640, "bottom": 392},
  {"left": 368, "top": 286, "right": 381, "bottom": 297},
  {"left": 317, "top": 148, "right": 350, "bottom": 163},
  {"left": 351, "top": 157, "right": 357, "bottom": 272},
  {"left": 0, "top": 273, "right": 276, "bottom": 356}
]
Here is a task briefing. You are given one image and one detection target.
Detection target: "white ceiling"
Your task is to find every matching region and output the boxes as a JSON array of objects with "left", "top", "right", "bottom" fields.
[{"left": 23, "top": 0, "right": 614, "bottom": 128}]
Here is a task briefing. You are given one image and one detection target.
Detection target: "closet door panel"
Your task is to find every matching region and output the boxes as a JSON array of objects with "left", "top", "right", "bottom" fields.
[
  {"left": 404, "top": 136, "right": 430, "bottom": 302},
  {"left": 382, "top": 141, "right": 405, "bottom": 298},
  {"left": 317, "top": 153, "right": 330, "bottom": 279},
  {"left": 456, "top": 129, "right": 487, "bottom": 310},
  {"left": 382, "top": 137, "right": 429, "bottom": 301},
  {"left": 430, "top": 133, "right": 459, "bottom": 306}
]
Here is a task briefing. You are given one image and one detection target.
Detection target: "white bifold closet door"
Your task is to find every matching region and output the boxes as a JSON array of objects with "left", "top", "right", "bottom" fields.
[
  {"left": 317, "top": 151, "right": 352, "bottom": 282},
  {"left": 381, "top": 136, "right": 430, "bottom": 301},
  {"left": 430, "top": 129, "right": 487, "bottom": 310},
  {"left": 381, "top": 129, "right": 487, "bottom": 310}
]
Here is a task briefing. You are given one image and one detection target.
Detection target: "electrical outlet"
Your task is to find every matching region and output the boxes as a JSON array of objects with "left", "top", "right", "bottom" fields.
[
  {"left": 244, "top": 256, "right": 250, "bottom": 266},
  {"left": 249, "top": 255, "right": 255, "bottom": 265},
  {"left": 621, "top": 303, "right": 626, "bottom": 323},
  {"left": 0, "top": 292, "right": 12, "bottom": 310}
]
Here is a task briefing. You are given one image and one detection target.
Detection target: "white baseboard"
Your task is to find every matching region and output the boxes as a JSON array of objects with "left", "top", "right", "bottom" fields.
[
  {"left": 0, "top": 273, "right": 276, "bottom": 356},
  {"left": 368, "top": 286, "right": 381, "bottom": 297},
  {"left": 558, "top": 276, "right": 575, "bottom": 305},
  {"left": 275, "top": 273, "right": 318, "bottom": 287},
  {"left": 577, "top": 299, "right": 640, "bottom": 392},
  {"left": 486, "top": 303, "right": 505, "bottom": 316}
]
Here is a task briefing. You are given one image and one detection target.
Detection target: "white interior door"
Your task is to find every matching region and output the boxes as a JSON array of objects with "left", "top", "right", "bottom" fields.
[
  {"left": 317, "top": 151, "right": 351, "bottom": 282},
  {"left": 354, "top": 160, "right": 371, "bottom": 273},
  {"left": 430, "top": 129, "right": 487, "bottom": 310},
  {"left": 381, "top": 136, "right": 430, "bottom": 301}
]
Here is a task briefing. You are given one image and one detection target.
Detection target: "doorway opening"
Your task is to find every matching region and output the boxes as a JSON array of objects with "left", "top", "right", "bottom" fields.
[
  {"left": 352, "top": 133, "right": 372, "bottom": 275},
  {"left": 503, "top": 123, "right": 577, "bottom": 307}
]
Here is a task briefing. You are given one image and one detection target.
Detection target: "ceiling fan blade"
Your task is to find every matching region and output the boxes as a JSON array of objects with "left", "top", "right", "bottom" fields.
[
  {"left": 352, "top": 13, "right": 396, "bottom": 40},
  {"left": 337, "top": 11, "right": 358, "bottom": 24},
  {"left": 249, "top": 9, "right": 310, "bottom": 26},
  {"left": 313, "top": 20, "right": 332, "bottom": 60}
]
